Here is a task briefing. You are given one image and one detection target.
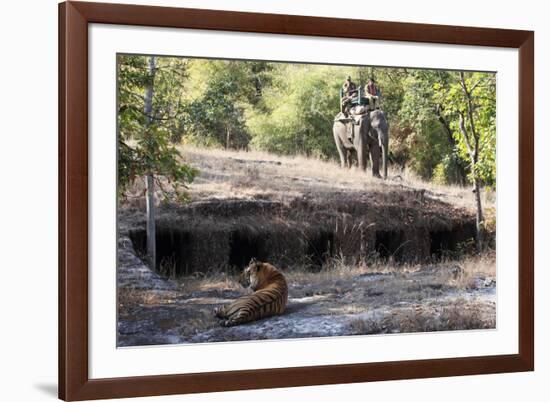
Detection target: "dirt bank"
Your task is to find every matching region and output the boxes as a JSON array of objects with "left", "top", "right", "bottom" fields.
[
  {"left": 120, "top": 147, "right": 485, "bottom": 275},
  {"left": 125, "top": 194, "right": 477, "bottom": 275}
]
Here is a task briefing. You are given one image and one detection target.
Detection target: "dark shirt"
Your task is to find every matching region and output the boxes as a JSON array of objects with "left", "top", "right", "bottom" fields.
[
  {"left": 343, "top": 81, "right": 357, "bottom": 95},
  {"left": 366, "top": 82, "right": 378, "bottom": 96}
]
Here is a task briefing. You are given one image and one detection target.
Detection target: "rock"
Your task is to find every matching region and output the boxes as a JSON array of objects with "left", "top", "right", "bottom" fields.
[{"left": 484, "top": 278, "right": 496, "bottom": 287}]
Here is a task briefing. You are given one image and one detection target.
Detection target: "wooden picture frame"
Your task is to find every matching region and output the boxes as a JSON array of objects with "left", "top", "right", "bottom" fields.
[{"left": 59, "top": 1, "right": 534, "bottom": 400}]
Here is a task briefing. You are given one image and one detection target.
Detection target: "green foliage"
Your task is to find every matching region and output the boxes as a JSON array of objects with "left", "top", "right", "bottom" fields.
[
  {"left": 118, "top": 54, "right": 496, "bottom": 193},
  {"left": 181, "top": 60, "right": 274, "bottom": 149},
  {"left": 397, "top": 70, "right": 465, "bottom": 182},
  {"left": 433, "top": 72, "right": 496, "bottom": 187},
  {"left": 117, "top": 55, "right": 197, "bottom": 200},
  {"left": 432, "top": 162, "right": 447, "bottom": 185},
  {"left": 393, "top": 69, "right": 496, "bottom": 187},
  {"left": 247, "top": 64, "right": 345, "bottom": 158},
  {"left": 408, "top": 119, "right": 453, "bottom": 179},
  {"left": 432, "top": 156, "right": 457, "bottom": 185}
]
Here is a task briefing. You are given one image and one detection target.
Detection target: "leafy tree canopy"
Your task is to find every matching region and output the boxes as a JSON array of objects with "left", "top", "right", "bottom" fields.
[{"left": 118, "top": 55, "right": 197, "bottom": 202}]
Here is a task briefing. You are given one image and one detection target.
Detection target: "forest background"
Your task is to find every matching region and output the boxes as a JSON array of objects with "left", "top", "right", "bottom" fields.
[{"left": 117, "top": 55, "right": 496, "bottom": 197}]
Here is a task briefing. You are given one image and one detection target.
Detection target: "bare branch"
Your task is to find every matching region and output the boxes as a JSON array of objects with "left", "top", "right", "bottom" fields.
[{"left": 469, "top": 79, "right": 484, "bottom": 93}]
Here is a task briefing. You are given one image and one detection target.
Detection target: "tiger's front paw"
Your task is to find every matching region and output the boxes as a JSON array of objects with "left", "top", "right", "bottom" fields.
[
  {"left": 220, "top": 319, "right": 235, "bottom": 327},
  {"left": 213, "top": 306, "right": 226, "bottom": 318}
]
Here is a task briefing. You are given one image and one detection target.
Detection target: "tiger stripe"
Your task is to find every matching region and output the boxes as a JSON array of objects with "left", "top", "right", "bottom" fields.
[{"left": 214, "top": 260, "right": 288, "bottom": 327}]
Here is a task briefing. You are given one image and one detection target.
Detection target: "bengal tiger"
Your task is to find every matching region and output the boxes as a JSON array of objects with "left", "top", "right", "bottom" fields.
[{"left": 214, "top": 259, "right": 288, "bottom": 327}]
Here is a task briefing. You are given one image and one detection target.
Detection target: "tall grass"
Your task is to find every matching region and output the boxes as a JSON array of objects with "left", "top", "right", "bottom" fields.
[{"left": 180, "top": 145, "right": 495, "bottom": 212}]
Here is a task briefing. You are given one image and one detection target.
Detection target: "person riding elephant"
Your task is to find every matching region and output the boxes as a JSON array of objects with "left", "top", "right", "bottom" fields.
[
  {"left": 366, "top": 78, "right": 379, "bottom": 96},
  {"left": 365, "top": 78, "right": 380, "bottom": 110},
  {"left": 343, "top": 76, "right": 357, "bottom": 95},
  {"left": 341, "top": 76, "right": 358, "bottom": 115}
]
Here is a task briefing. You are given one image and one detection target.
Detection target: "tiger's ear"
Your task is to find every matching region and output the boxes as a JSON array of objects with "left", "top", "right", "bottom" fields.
[{"left": 249, "top": 257, "right": 257, "bottom": 264}]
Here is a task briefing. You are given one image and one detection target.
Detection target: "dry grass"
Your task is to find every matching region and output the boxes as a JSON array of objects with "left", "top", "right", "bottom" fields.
[
  {"left": 118, "top": 287, "right": 180, "bottom": 309},
  {"left": 317, "top": 250, "right": 485, "bottom": 285},
  {"left": 348, "top": 301, "right": 495, "bottom": 335},
  {"left": 176, "top": 145, "right": 495, "bottom": 213},
  {"left": 119, "top": 145, "right": 495, "bottom": 213},
  {"left": 161, "top": 252, "right": 495, "bottom": 308},
  {"left": 452, "top": 252, "right": 496, "bottom": 289},
  {"left": 285, "top": 252, "right": 495, "bottom": 290},
  {"left": 178, "top": 271, "right": 243, "bottom": 294}
]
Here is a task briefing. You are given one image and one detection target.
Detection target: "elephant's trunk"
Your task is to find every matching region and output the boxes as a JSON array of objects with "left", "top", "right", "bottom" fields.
[{"left": 379, "top": 135, "right": 388, "bottom": 180}]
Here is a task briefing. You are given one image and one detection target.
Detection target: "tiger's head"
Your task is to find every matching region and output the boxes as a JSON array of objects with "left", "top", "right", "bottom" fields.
[{"left": 239, "top": 258, "right": 280, "bottom": 291}]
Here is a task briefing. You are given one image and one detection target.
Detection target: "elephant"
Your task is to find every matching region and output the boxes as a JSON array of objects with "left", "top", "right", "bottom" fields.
[{"left": 333, "top": 109, "right": 389, "bottom": 179}]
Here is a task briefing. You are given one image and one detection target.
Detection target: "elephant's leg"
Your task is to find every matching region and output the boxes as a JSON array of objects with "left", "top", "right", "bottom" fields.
[
  {"left": 348, "top": 150, "right": 357, "bottom": 168},
  {"left": 357, "top": 144, "right": 367, "bottom": 171},
  {"left": 339, "top": 147, "right": 348, "bottom": 169},
  {"left": 334, "top": 134, "right": 347, "bottom": 168},
  {"left": 369, "top": 146, "right": 374, "bottom": 169},
  {"left": 369, "top": 111, "right": 390, "bottom": 180},
  {"left": 338, "top": 149, "right": 345, "bottom": 168},
  {"left": 370, "top": 142, "right": 382, "bottom": 178}
]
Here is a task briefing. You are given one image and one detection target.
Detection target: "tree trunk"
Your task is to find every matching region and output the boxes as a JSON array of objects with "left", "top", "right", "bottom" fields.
[
  {"left": 144, "top": 56, "right": 156, "bottom": 269},
  {"left": 473, "top": 177, "right": 484, "bottom": 252},
  {"left": 226, "top": 125, "right": 231, "bottom": 149},
  {"left": 458, "top": 72, "right": 484, "bottom": 252},
  {"left": 145, "top": 174, "right": 156, "bottom": 269}
]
